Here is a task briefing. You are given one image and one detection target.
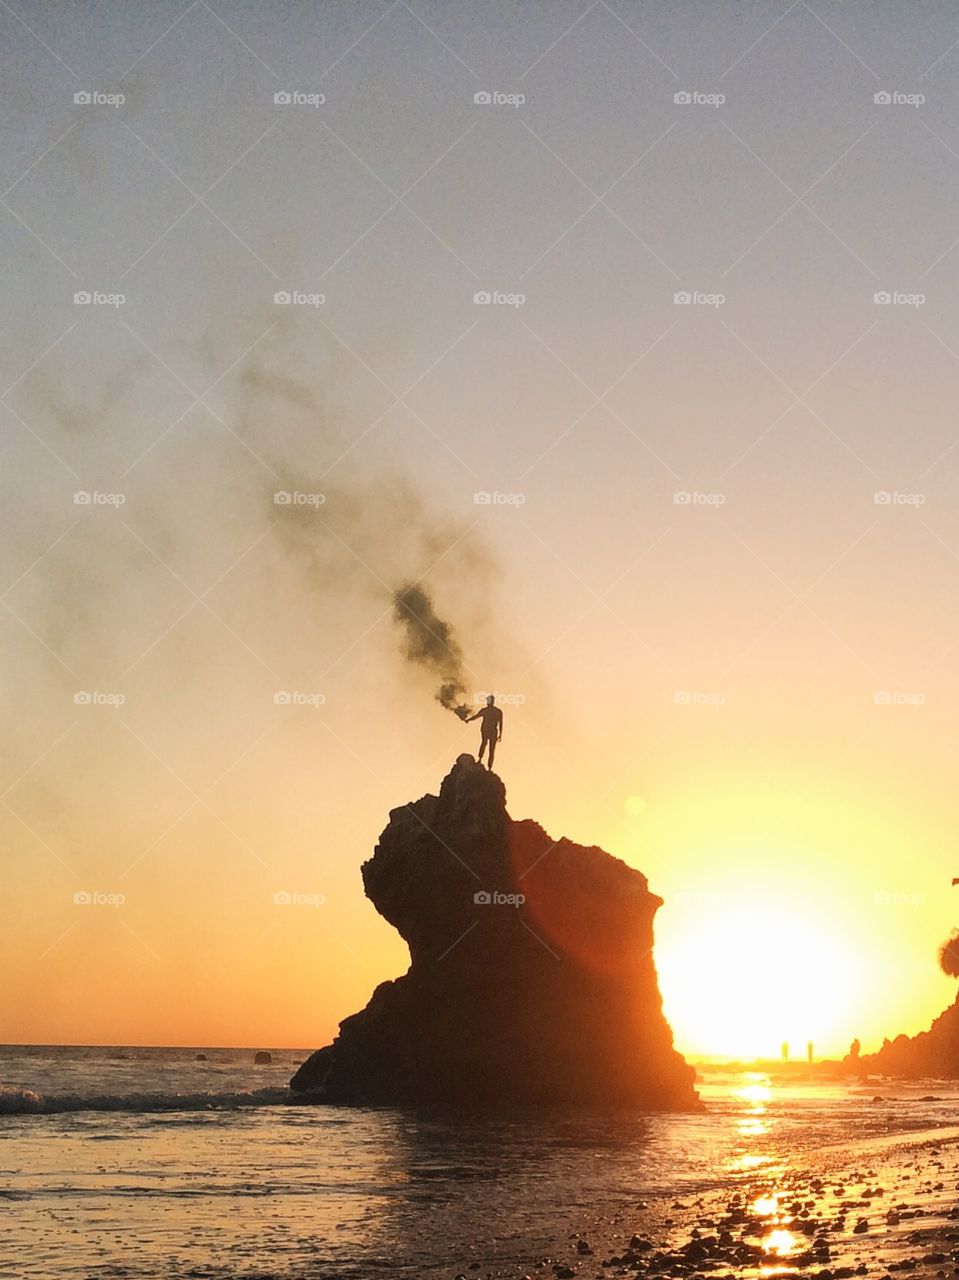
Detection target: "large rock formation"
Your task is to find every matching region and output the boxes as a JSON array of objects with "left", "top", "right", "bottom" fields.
[
  {"left": 291, "top": 755, "right": 698, "bottom": 1108},
  {"left": 849, "top": 995, "right": 959, "bottom": 1077}
]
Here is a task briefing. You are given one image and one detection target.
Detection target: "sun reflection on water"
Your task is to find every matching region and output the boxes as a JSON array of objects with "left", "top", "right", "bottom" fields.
[
  {"left": 731, "top": 1153, "right": 769, "bottom": 1171},
  {"left": 734, "top": 1074, "right": 772, "bottom": 1139},
  {"left": 763, "top": 1227, "right": 798, "bottom": 1257},
  {"left": 723, "top": 1077, "right": 804, "bottom": 1271},
  {"left": 737, "top": 1082, "right": 772, "bottom": 1108},
  {"left": 753, "top": 1194, "right": 779, "bottom": 1216}
]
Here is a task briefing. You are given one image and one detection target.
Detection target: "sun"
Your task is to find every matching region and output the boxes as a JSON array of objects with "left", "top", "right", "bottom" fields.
[{"left": 655, "top": 902, "right": 863, "bottom": 1061}]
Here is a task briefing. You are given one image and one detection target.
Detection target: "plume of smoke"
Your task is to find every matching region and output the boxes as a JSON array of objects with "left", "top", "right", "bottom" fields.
[
  {"left": 940, "top": 932, "right": 959, "bottom": 978},
  {"left": 393, "top": 583, "right": 471, "bottom": 718}
]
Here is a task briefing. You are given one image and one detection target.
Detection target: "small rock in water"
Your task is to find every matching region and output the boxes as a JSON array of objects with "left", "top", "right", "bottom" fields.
[{"left": 254, "top": 1051, "right": 272, "bottom": 1064}]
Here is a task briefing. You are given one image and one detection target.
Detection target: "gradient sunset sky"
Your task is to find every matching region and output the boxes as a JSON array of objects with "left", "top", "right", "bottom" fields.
[{"left": 4, "top": 0, "right": 959, "bottom": 1060}]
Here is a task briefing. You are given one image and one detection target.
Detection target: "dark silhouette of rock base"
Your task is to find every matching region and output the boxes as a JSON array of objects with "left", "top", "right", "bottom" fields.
[{"left": 291, "top": 755, "right": 698, "bottom": 1108}]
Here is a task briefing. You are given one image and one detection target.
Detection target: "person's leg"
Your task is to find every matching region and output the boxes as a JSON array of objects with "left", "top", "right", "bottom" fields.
[
  {"left": 487, "top": 736, "right": 496, "bottom": 769},
  {"left": 478, "top": 735, "right": 487, "bottom": 762}
]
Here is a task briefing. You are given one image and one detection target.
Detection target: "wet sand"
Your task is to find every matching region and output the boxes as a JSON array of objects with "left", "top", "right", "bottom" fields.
[{"left": 468, "top": 1122, "right": 959, "bottom": 1280}]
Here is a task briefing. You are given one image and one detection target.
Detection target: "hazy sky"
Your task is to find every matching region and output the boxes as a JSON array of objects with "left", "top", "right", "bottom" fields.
[{"left": 4, "top": 0, "right": 959, "bottom": 1059}]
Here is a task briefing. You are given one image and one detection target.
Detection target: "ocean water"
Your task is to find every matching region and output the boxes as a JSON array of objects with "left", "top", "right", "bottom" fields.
[{"left": 2, "top": 1045, "right": 959, "bottom": 1279}]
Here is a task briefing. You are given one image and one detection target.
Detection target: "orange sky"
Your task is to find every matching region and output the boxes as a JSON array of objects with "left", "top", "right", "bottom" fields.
[{"left": 4, "top": 2, "right": 959, "bottom": 1061}]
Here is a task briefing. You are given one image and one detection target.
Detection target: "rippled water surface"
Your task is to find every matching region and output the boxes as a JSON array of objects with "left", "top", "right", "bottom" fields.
[{"left": 2, "top": 1045, "right": 958, "bottom": 1279}]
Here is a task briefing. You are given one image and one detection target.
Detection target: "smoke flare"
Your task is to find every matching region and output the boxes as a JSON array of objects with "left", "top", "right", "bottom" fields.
[{"left": 393, "top": 584, "right": 470, "bottom": 718}]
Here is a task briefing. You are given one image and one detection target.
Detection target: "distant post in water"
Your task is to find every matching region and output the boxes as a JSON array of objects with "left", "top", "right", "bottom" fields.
[{"left": 780, "top": 1041, "right": 789, "bottom": 1062}]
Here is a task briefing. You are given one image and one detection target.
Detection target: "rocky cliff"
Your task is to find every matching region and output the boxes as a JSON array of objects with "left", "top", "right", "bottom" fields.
[
  {"left": 291, "top": 755, "right": 698, "bottom": 1108},
  {"left": 849, "top": 995, "right": 959, "bottom": 1078}
]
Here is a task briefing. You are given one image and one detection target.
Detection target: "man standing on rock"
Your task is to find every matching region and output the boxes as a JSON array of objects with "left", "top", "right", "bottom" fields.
[{"left": 467, "top": 694, "right": 503, "bottom": 770}]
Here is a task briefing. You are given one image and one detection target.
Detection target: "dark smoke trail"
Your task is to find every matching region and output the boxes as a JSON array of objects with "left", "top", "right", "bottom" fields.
[{"left": 393, "top": 584, "right": 471, "bottom": 718}]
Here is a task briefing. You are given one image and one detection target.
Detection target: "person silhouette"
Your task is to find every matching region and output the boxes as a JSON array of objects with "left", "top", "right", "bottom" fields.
[{"left": 467, "top": 694, "right": 503, "bottom": 770}]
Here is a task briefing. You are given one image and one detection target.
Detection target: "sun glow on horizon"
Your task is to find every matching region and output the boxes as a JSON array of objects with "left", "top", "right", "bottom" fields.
[
  {"left": 655, "top": 899, "right": 864, "bottom": 1061},
  {"left": 610, "top": 775, "right": 956, "bottom": 1062}
]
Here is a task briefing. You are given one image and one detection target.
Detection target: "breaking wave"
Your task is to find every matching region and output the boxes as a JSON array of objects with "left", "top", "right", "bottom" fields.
[{"left": 0, "top": 1085, "right": 293, "bottom": 1116}]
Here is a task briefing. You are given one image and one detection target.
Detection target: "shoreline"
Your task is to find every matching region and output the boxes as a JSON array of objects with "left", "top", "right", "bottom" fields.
[
  {"left": 449, "top": 1122, "right": 959, "bottom": 1280},
  {"left": 7, "top": 1061, "right": 959, "bottom": 1280}
]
